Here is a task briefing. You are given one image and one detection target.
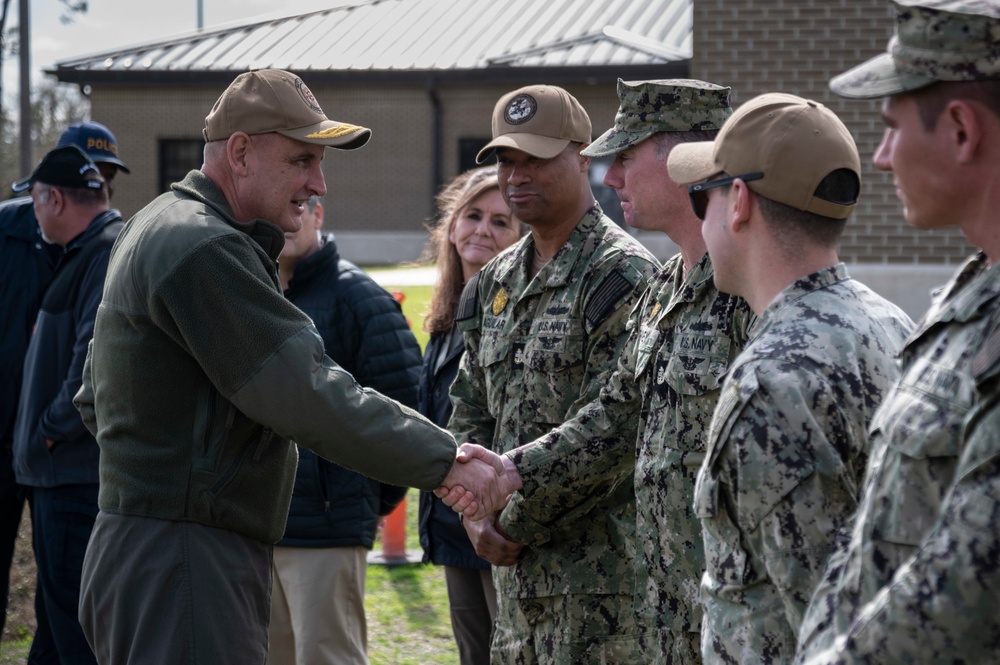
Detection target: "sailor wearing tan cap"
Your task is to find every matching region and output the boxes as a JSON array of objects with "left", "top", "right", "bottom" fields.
[
  {"left": 796, "top": 2, "right": 1000, "bottom": 662},
  {"left": 445, "top": 77, "right": 753, "bottom": 664},
  {"left": 439, "top": 84, "right": 658, "bottom": 663},
  {"left": 667, "top": 93, "right": 914, "bottom": 664},
  {"left": 73, "top": 69, "right": 502, "bottom": 665}
]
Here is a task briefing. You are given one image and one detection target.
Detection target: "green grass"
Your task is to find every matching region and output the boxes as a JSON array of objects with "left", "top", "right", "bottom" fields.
[
  {"left": 0, "top": 637, "right": 30, "bottom": 664},
  {"left": 366, "top": 491, "right": 459, "bottom": 665},
  {"left": 1, "top": 492, "right": 457, "bottom": 665},
  {"left": 1, "top": 267, "right": 461, "bottom": 664},
  {"left": 365, "top": 277, "right": 458, "bottom": 663}
]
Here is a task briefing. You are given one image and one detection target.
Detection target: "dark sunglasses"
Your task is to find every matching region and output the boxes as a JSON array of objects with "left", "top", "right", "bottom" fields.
[{"left": 688, "top": 172, "right": 763, "bottom": 220}]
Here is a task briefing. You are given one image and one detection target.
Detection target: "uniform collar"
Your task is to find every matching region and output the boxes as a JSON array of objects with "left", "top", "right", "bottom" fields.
[
  {"left": 172, "top": 170, "right": 286, "bottom": 261},
  {"left": 760, "top": 262, "right": 850, "bottom": 322},
  {"left": 909, "top": 252, "right": 1000, "bottom": 339},
  {"left": 494, "top": 203, "right": 604, "bottom": 297},
  {"left": 63, "top": 208, "right": 122, "bottom": 253}
]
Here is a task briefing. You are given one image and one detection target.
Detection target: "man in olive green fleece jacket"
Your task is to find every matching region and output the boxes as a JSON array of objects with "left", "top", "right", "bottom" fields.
[{"left": 72, "top": 69, "right": 500, "bottom": 665}]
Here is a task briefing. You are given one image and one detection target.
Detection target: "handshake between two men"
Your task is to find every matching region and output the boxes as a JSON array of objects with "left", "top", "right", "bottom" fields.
[{"left": 434, "top": 444, "right": 525, "bottom": 566}]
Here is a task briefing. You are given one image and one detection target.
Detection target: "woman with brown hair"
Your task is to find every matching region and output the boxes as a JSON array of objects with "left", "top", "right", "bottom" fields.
[{"left": 417, "top": 165, "right": 525, "bottom": 664}]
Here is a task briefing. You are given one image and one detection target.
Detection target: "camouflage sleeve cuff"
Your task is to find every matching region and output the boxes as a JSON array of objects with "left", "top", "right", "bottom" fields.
[
  {"left": 504, "top": 440, "right": 557, "bottom": 497},
  {"left": 497, "top": 492, "right": 551, "bottom": 546}
]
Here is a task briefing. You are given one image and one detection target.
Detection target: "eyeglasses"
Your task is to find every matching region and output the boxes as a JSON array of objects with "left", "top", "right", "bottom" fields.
[{"left": 688, "top": 172, "right": 763, "bottom": 220}]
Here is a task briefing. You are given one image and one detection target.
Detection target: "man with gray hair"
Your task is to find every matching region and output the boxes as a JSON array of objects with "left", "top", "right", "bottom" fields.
[
  {"left": 796, "top": 2, "right": 1000, "bottom": 662},
  {"left": 0, "top": 120, "right": 130, "bottom": 651},
  {"left": 444, "top": 79, "right": 753, "bottom": 662},
  {"left": 73, "top": 69, "right": 499, "bottom": 665},
  {"left": 11, "top": 145, "right": 121, "bottom": 665}
]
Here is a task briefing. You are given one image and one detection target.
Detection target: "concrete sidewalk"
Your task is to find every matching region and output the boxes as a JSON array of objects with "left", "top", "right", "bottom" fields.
[{"left": 366, "top": 265, "right": 438, "bottom": 287}]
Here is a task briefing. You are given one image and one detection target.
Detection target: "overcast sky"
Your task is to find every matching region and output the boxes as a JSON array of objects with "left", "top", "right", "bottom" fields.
[{"left": 2, "top": 0, "right": 348, "bottom": 108}]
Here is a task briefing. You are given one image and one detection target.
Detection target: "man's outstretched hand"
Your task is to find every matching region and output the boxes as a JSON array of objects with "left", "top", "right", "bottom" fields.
[{"left": 434, "top": 443, "right": 523, "bottom": 521}]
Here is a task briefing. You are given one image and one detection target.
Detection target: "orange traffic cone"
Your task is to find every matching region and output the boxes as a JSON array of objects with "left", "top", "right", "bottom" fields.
[
  {"left": 390, "top": 290, "right": 411, "bottom": 329},
  {"left": 367, "top": 495, "right": 421, "bottom": 566},
  {"left": 368, "top": 289, "right": 420, "bottom": 566}
]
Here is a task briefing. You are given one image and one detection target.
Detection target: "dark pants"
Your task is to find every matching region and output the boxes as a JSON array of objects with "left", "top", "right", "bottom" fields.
[
  {"left": 445, "top": 566, "right": 497, "bottom": 665},
  {"left": 80, "top": 512, "right": 272, "bottom": 665},
  {"left": 0, "top": 441, "right": 28, "bottom": 636},
  {"left": 30, "top": 483, "right": 99, "bottom": 665}
]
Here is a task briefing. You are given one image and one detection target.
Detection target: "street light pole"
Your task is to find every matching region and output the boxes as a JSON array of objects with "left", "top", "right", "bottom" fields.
[{"left": 18, "top": 0, "right": 30, "bottom": 175}]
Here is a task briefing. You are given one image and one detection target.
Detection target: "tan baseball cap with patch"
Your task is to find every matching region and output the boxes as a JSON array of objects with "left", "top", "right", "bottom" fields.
[
  {"left": 667, "top": 92, "right": 861, "bottom": 220},
  {"left": 475, "top": 85, "right": 592, "bottom": 163},
  {"left": 203, "top": 69, "right": 371, "bottom": 149}
]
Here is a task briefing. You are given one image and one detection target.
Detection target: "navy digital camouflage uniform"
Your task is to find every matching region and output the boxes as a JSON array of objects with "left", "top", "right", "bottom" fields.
[
  {"left": 487, "top": 79, "right": 742, "bottom": 664},
  {"left": 495, "top": 251, "right": 753, "bottom": 663},
  {"left": 629, "top": 253, "right": 753, "bottom": 662},
  {"left": 795, "top": 2, "right": 1000, "bottom": 661},
  {"left": 796, "top": 256, "right": 1000, "bottom": 664},
  {"left": 449, "top": 204, "right": 658, "bottom": 664},
  {"left": 695, "top": 264, "right": 913, "bottom": 664}
]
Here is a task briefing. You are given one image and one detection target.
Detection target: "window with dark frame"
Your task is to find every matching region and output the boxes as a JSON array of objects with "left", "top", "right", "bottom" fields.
[
  {"left": 458, "top": 137, "right": 490, "bottom": 174},
  {"left": 159, "top": 139, "right": 206, "bottom": 195}
]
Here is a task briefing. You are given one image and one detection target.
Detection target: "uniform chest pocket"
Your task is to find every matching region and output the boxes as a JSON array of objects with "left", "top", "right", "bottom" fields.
[
  {"left": 871, "top": 360, "right": 971, "bottom": 547},
  {"left": 523, "top": 334, "right": 585, "bottom": 372},
  {"left": 647, "top": 340, "right": 731, "bottom": 453},
  {"left": 522, "top": 334, "right": 585, "bottom": 424},
  {"left": 480, "top": 336, "right": 511, "bottom": 369},
  {"left": 660, "top": 331, "right": 731, "bottom": 395},
  {"left": 659, "top": 353, "right": 727, "bottom": 397},
  {"left": 880, "top": 360, "right": 970, "bottom": 459},
  {"left": 479, "top": 337, "right": 513, "bottom": 417}
]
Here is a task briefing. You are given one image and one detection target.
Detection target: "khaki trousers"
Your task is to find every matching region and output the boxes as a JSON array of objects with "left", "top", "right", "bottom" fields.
[{"left": 266, "top": 545, "right": 369, "bottom": 665}]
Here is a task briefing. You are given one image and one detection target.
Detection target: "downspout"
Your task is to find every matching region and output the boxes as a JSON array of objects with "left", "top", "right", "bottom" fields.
[{"left": 426, "top": 76, "right": 442, "bottom": 218}]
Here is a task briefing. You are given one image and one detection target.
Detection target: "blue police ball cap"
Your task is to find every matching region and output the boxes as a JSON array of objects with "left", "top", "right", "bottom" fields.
[{"left": 57, "top": 121, "right": 130, "bottom": 173}]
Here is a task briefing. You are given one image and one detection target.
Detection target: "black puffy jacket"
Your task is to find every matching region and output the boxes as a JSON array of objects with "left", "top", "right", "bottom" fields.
[
  {"left": 417, "top": 326, "right": 490, "bottom": 569},
  {"left": 278, "top": 235, "right": 421, "bottom": 548}
]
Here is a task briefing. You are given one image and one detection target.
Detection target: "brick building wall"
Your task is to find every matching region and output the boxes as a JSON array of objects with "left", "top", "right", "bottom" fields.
[
  {"left": 91, "top": 85, "right": 216, "bottom": 221},
  {"left": 692, "top": 0, "right": 975, "bottom": 265}
]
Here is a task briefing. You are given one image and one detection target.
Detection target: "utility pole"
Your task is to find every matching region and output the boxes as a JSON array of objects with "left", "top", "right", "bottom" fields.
[
  {"left": 18, "top": 0, "right": 30, "bottom": 175},
  {"left": 0, "top": 0, "right": 11, "bottom": 119}
]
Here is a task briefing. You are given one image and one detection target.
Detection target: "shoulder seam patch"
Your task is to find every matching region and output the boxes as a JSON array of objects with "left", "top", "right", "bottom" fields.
[
  {"left": 455, "top": 271, "right": 481, "bottom": 322},
  {"left": 585, "top": 271, "right": 634, "bottom": 329}
]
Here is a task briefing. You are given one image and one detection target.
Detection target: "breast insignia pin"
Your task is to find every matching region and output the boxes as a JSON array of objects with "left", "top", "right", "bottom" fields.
[{"left": 492, "top": 289, "right": 509, "bottom": 316}]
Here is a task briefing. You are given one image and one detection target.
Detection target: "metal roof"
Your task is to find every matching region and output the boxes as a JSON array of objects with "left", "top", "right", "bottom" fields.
[{"left": 50, "top": 0, "right": 691, "bottom": 82}]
